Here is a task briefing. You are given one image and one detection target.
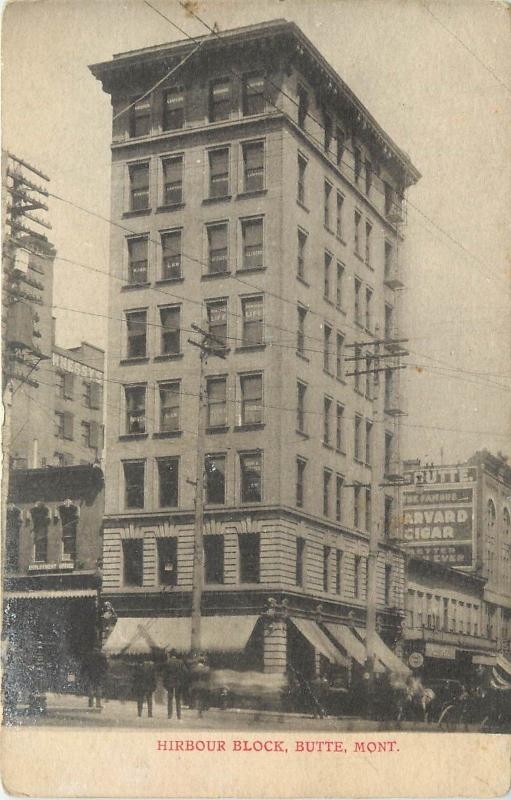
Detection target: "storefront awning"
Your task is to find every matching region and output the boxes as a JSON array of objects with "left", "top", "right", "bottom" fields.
[
  {"left": 103, "top": 616, "right": 259, "bottom": 656},
  {"left": 290, "top": 618, "right": 349, "bottom": 667},
  {"left": 425, "top": 642, "right": 457, "bottom": 660},
  {"left": 3, "top": 589, "right": 97, "bottom": 600},
  {"left": 324, "top": 623, "right": 369, "bottom": 667},
  {"left": 354, "top": 627, "right": 409, "bottom": 675},
  {"left": 472, "top": 653, "right": 496, "bottom": 666}
]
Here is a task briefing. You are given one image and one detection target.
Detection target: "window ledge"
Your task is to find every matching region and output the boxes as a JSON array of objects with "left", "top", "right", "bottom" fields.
[
  {"left": 123, "top": 209, "right": 152, "bottom": 218},
  {"left": 203, "top": 195, "right": 232, "bottom": 205},
  {"left": 155, "top": 277, "right": 185, "bottom": 286},
  {"left": 235, "top": 344, "right": 266, "bottom": 353},
  {"left": 119, "top": 433, "right": 148, "bottom": 441},
  {"left": 206, "top": 425, "right": 229, "bottom": 434},
  {"left": 336, "top": 236, "right": 347, "bottom": 246},
  {"left": 323, "top": 369, "right": 334, "bottom": 378},
  {"left": 153, "top": 430, "right": 183, "bottom": 439},
  {"left": 156, "top": 203, "right": 185, "bottom": 213},
  {"left": 120, "top": 357, "right": 150, "bottom": 366},
  {"left": 296, "top": 351, "right": 310, "bottom": 363},
  {"left": 336, "top": 305, "right": 347, "bottom": 315},
  {"left": 121, "top": 282, "right": 151, "bottom": 292},
  {"left": 354, "top": 321, "right": 365, "bottom": 330},
  {"left": 296, "top": 275, "right": 310, "bottom": 288},
  {"left": 354, "top": 388, "right": 365, "bottom": 398},
  {"left": 324, "top": 225, "right": 335, "bottom": 236},
  {"left": 336, "top": 448, "right": 346, "bottom": 456},
  {"left": 234, "top": 423, "right": 265, "bottom": 432},
  {"left": 235, "top": 266, "right": 267, "bottom": 275},
  {"left": 354, "top": 457, "right": 364, "bottom": 465},
  {"left": 295, "top": 429, "right": 309, "bottom": 439},
  {"left": 336, "top": 377, "right": 347, "bottom": 385},
  {"left": 201, "top": 271, "right": 231, "bottom": 281},
  {"left": 322, "top": 442, "right": 334, "bottom": 451},
  {"left": 324, "top": 297, "right": 335, "bottom": 307},
  {"left": 237, "top": 189, "right": 267, "bottom": 199},
  {"left": 154, "top": 353, "right": 184, "bottom": 362},
  {"left": 354, "top": 252, "right": 364, "bottom": 262},
  {"left": 365, "top": 261, "right": 374, "bottom": 271},
  {"left": 296, "top": 200, "right": 310, "bottom": 213}
]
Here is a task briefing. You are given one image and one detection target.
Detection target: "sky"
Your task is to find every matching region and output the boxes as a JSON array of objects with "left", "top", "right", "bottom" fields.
[{"left": 2, "top": 0, "right": 510, "bottom": 464}]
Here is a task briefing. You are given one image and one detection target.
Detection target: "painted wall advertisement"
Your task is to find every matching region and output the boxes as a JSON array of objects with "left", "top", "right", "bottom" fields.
[{"left": 401, "top": 466, "right": 476, "bottom": 567}]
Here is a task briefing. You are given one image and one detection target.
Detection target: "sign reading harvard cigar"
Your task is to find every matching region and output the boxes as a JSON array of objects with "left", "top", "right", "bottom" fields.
[{"left": 401, "top": 466, "right": 476, "bottom": 567}]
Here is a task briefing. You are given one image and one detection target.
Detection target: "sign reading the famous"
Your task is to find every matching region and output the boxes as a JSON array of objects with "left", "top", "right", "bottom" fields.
[{"left": 401, "top": 465, "right": 476, "bottom": 567}]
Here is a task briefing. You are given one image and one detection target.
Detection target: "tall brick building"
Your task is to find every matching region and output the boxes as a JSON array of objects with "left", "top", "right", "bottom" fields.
[{"left": 91, "top": 19, "right": 420, "bottom": 676}]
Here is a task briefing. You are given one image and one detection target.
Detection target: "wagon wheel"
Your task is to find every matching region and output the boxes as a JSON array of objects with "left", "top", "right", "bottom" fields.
[{"left": 438, "top": 703, "right": 459, "bottom": 731}]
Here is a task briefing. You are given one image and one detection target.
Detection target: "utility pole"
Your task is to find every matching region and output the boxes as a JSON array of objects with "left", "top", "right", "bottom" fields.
[{"left": 188, "top": 323, "right": 228, "bottom": 653}]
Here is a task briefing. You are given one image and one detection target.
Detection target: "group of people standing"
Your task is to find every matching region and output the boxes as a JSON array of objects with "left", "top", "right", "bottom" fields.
[{"left": 132, "top": 650, "right": 210, "bottom": 719}]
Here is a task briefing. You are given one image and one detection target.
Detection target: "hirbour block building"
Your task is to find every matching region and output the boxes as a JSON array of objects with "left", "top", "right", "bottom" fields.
[{"left": 90, "top": 19, "right": 420, "bottom": 676}]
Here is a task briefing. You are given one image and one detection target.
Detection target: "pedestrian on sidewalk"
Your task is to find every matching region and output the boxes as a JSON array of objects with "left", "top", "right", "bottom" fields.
[
  {"left": 189, "top": 653, "right": 210, "bottom": 719},
  {"left": 82, "top": 646, "right": 108, "bottom": 711},
  {"left": 163, "top": 649, "right": 187, "bottom": 720},
  {"left": 132, "top": 658, "right": 156, "bottom": 718}
]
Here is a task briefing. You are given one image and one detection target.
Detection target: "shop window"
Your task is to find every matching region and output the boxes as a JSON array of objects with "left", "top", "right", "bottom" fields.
[
  {"left": 123, "top": 539, "right": 143, "bottom": 586},
  {"left": 158, "top": 538, "right": 178, "bottom": 586},
  {"left": 205, "top": 454, "right": 226, "bottom": 504},
  {"left": 157, "top": 457, "right": 179, "bottom": 508},
  {"left": 239, "top": 532, "right": 260, "bottom": 583},
  {"left": 31, "top": 506, "right": 50, "bottom": 563},
  {"left": 204, "top": 535, "right": 224, "bottom": 584}
]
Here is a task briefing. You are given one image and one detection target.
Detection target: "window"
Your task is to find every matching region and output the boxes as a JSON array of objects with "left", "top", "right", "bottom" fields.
[
  {"left": 162, "top": 157, "right": 183, "bottom": 206},
  {"left": 157, "top": 457, "right": 179, "bottom": 507},
  {"left": 323, "top": 545, "right": 331, "bottom": 591},
  {"left": 385, "top": 432, "right": 393, "bottom": 475},
  {"left": 55, "top": 411, "right": 73, "bottom": 440},
  {"left": 365, "top": 355, "right": 373, "bottom": 401},
  {"left": 384, "top": 496, "right": 394, "bottom": 539},
  {"left": 127, "top": 237, "right": 148, "bottom": 284},
  {"left": 324, "top": 181, "right": 332, "bottom": 228},
  {"left": 129, "top": 163, "right": 149, "bottom": 211},
  {"left": 242, "top": 141, "right": 264, "bottom": 192},
  {"left": 333, "top": 474, "right": 344, "bottom": 523},
  {"left": 126, "top": 310, "right": 147, "bottom": 358},
  {"left": 354, "top": 415, "right": 363, "bottom": 461},
  {"left": 324, "top": 112, "right": 332, "bottom": 153},
  {"left": 297, "top": 85, "right": 308, "bottom": 129},
  {"left": 159, "top": 382, "right": 180, "bottom": 433},
  {"left": 88, "top": 381, "right": 101, "bottom": 410},
  {"left": 336, "top": 403, "right": 344, "bottom": 451},
  {"left": 354, "top": 485, "right": 362, "bottom": 528},
  {"left": 354, "top": 147, "right": 362, "bottom": 184},
  {"left": 239, "top": 532, "right": 260, "bottom": 582},
  {"left": 297, "top": 306, "right": 307, "bottom": 356},
  {"left": 160, "top": 306, "right": 180, "bottom": 355},
  {"left": 81, "top": 420, "right": 91, "bottom": 447},
  {"left": 123, "top": 539, "right": 143, "bottom": 586},
  {"left": 296, "top": 457, "right": 306, "bottom": 508},
  {"left": 209, "top": 79, "right": 230, "bottom": 122},
  {"left": 163, "top": 86, "right": 184, "bottom": 130},
  {"left": 6, "top": 507, "right": 21, "bottom": 572},
  {"left": 324, "top": 252, "right": 332, "bottom": 300},
  {"left": 365, "top": 159, "right": 372, "bottom": 196},
  {"left": 205, "top": 454, "right": 226, "bottom": 505},
  {"left": 354, "top": 555, "right": 361, "bottom": 598},
  {"left": 160, "top": 230, "right": 182, "bottom": 280},
  {"left": 297, "top": 229, "right": 307, "bottom": 279},
  {"left": 242, "top": 296, "right": 263, "bottom": 346},
  {"left": 124, "top": 386, "right": 146, "bottom": 433},
  {"left": 365, "top": 420, "right": 373, "bottom": 465},
  {"left": 323, "top": 396, "right": 332, "bottom": 446},
  {"left": 60, "top": 504, "right": 78, "bottom": 562},
  {"left": 365, "top": 488, "right": 372, "bottom": 531},
  {"left": 384, "top": 240, "right": 393, "bottom": 279},
  {"left": 54, "top": 452, "right": 73, "bottom": 467},
  {"left": 354, "top": 210, "right": 361, "bottom": 255},
  {"left": 336, "top": 192, "right": 344, "bottom": 239},
  {"left": 323, "top": 324, "right": 332, "bottom": 373},
  {"left": 384, "top": 182, "right": 394, "bottom": 216},
  {"left": 354, "top": 277, "right": 362, "bottom": 324},
  {"left": 354, "top": 345, "right": 362, "bottom": 392},
  {"left": 296, "top": 537, "right": 306, "bottom": 586},
  {"left": 243, "top": 74, "right": 265, "bottom": 116},
  {"left": 385, "top": 304, "right": 394, "bottom": 342},
  {"left": 241, "top": 218, "right": 263, "bottom": 269},
  {"left": 207, "top": 377, "right": 227, "bottom": 428},
  {"left": 55, "top": 372, "right": 65, "bottom": 399},
  {"left": 297, "top": 154, "right": 307, "bottom": 204},
  {"left": 323, "top": 469, "right": 332, "bottom": 517},
  {"left": 240, "top": 452, "right": 262, "bottom": 503},
  {"left": 129, "top": 96, "right": 151, "bottom": 138},
  {"left": 365, "top": 222, "right": 372, "bottom": 266},
  {"left": 336, "top": 262, "right": 344, "bottom": 309},
  {"left": 336, "top": 333, "right": 344, "bottom": 380},
  {"left": 385, "top": 368, "right": 394, "bottom": 410},
  {"left": 158, "top": 538, "right": 178, "bottom": 586},
  {"left": 336, "top": 127, "right": 345, "bottom": 166},
  {"left": 204, "top": 535, "right": 224, "bottom": 584},
  {"left": 297, "top": 381, "right": 307, "bottom": 433},
  {"left": 240, "top": 373, "right": 263, "bottom": 425},
  {"left": 207, "top": 223, "right": 228, "bottom": 274},
  {"left": 206, "top": 300, "right": 227, "bottom": 349},
  {"left": 335, "top": 549, "right": 343, "bottom": 594},
  {"left": 124, "top": 461, "right": 145, "bottom": 509},
  {"left": 209, "top": 148, "right": 229, "bottom": 198},
  {"left": 32, "top": 506, "right": 49, "bottom": 563},
  {"left": 384, "top": 564, "right": 392, "bottom": 605}
]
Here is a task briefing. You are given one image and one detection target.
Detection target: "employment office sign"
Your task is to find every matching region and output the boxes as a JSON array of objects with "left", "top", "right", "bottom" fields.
[{"left": 401, "top": 466, "right": 477, "bottom": 567}]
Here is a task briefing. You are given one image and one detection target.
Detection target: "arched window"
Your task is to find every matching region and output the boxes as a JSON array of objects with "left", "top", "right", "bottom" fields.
[
  {"left": 31, "top": 505, "right": 50, "bottom": 563},
  {"left": 6, "top": 506, "right": 22, "bottom": 571},
  {"left": 59, "top": 503, "right": 78, "bottom": 563}
]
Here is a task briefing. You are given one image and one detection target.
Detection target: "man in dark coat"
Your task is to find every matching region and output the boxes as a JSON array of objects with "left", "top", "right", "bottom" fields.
[
  {"left": 163, "top": 649, "right": 187, "bottom": 720},
  {"left": 82, "top": 646, "right": 108, "bottom": 710},
  {"left": 189, "top": 654, "right": 210, "bottom": 718},
  {"left": 132, "top": 659, "right": 157, "bottom": 718}
]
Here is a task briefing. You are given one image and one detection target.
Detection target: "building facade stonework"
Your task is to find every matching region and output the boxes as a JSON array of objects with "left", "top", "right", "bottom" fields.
[{"left": 91, "top": 19, "right": 420, "bottom": 675}]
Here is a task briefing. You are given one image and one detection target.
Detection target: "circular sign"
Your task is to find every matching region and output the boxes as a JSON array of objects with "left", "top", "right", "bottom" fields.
[{"left": 408, "top": 652, "right": 424, "bottom": 669}]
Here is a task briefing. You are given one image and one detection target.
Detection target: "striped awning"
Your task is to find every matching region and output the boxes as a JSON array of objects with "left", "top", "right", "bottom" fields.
[
  {"left": 355, "top": 626, "right": 410, "bottom": 676},
  {"left": 290, "top": 618, "right": 350, "bottom": 667},
  {"left": 3, "top": 589, "right": 97, "bottom": 600}
]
